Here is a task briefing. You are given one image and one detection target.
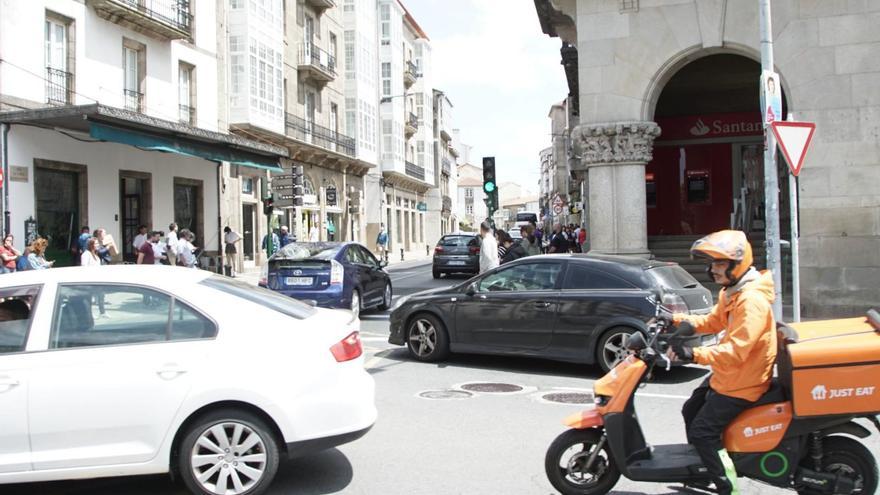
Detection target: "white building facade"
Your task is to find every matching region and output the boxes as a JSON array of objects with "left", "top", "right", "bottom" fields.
[{"left": 0, "top": 0, "right": 284, "bottom": 267}]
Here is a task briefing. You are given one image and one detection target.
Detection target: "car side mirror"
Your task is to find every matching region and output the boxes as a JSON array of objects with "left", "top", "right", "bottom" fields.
[
  {"left": 379, "top": 260, "right": 388, "bottom": 268},
  {"left": 465, "top": 282, "right": 477, "bottom": 297},
  {"left": 626, "top": 332, "right": 648, "bottom": 352}
]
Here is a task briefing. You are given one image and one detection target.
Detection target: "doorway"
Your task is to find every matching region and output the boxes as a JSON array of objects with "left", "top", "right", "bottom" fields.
[
  {"left": 34, "top": 162, "right": 86, "bottom": 267},
  {"left": 120, "top": 172, "right": 152, "bottom": 263},
  {"left": 242, "top": 203, "right": 255, "bottom": 261},
  {"left": 173, "top": 178, "right": 204, "bottom": 244}
]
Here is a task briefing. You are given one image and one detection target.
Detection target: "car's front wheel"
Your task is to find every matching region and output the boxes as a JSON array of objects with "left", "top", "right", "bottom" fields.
[
  {"left": 406, "top": 313, "right": 450, "bottom": 362},
  {"left": 178, "top": 409, "right": 280, "bottom": 495}
]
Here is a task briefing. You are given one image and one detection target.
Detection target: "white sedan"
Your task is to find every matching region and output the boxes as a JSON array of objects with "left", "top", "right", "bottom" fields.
[{"left": 0, "top": 265, "right": 376, "bottom": 495}]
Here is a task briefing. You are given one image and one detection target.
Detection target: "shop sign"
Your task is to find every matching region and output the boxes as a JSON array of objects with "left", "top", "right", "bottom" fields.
[
  {"left": 326, "top": 186, "right": 337, "bottom": 206},
  {"left": 656, "top": 112, "right": 763, "bottom": 141},
  {"left": 303, "top": 194, "right": 318, "bottom": 205},
  {"left": 10, "top": 166, "right": 28, "bottom": 182},
  {"left": 417, "top": 202, "right": 427, "bottom": 211}
]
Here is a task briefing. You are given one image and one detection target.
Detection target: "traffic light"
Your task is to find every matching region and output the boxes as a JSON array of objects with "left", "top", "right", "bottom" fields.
[
  {"left": 482, "top": 157, "right": 498, "bottom": 218},
  {"left": 263, "top": 194, "right": 274, "bottom": 214},
  {"left": 293, "top": 165, "right": 304, "bottom": 207}
]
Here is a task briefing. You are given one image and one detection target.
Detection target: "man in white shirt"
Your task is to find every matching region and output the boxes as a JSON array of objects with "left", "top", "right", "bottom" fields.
[
  {"left": 132, "top": 225, "right": 148, "bottom": 251},
  {"left": 166, "top": 223, "right": 179, "bottom": 266},
  {"left": 479, "top": 220, "right": 499, "bottom": 273}
]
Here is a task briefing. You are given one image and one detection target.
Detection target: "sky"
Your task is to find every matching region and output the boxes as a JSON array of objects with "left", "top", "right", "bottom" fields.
[{"left": 404, "top": 0, "right": 569, "bottom": 197}]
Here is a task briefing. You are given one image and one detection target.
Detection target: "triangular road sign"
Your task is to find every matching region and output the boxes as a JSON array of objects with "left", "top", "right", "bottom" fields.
[{"left": 770, "top": 121, "right": 816, "bottom": 177}]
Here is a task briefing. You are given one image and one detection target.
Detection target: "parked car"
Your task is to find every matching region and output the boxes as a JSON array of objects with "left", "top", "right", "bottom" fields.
[
  {"left": 0, "top": 266, "right": 376, "bottom": 495},
  {"left": 507, "top": 229, "right": 523, "bottom": 242},
  {"left": 261, "top": 242, "right": 391, "bottom": 318},
  {"left": 390, "top": 253, "right": 715, "bottom": 372},
  {"left": 432, "top": 233, "right": 481, "bottom": 279}
]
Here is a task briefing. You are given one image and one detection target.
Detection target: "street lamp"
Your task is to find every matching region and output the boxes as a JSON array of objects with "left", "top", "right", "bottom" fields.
[{"left": 380, "top": 93, "right": 410, "bottom": 104}]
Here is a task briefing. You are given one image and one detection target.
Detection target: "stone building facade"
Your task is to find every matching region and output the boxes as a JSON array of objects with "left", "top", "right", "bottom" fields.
[{"left": 535, "top": 0, "right": 880, "bottom": 317}]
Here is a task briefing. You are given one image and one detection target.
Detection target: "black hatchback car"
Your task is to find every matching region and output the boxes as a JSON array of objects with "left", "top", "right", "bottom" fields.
[
  {"left": 432, "top": 233, "right": 480, "bottom": 279},
  {"left": 390, "top": 253, "right": 715, "bottom": 371}
]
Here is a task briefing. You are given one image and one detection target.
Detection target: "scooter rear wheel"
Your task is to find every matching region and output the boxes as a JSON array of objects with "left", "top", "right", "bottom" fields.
[
  {"left": 545, "top": 428, "right": 620, "bottom": 495},
  {"left": 797, "top": 436, "right": 878, "bottom": 495}
]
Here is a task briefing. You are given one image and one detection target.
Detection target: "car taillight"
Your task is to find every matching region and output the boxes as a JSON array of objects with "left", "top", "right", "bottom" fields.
[
  {"left": 662, "top": 292, "right": 689, "bottom": 314},
  {"left": 330, "top": 259, "right": 344, "bottom": 285},
  {"left": 468, "top": 246, "right": 480, "bottom": 255},
  {"left": 435, "top": 246, "right": 444, "bottom": 253},
  {"left": 330, "top": 331, "right": 363, "bottom": 362}
]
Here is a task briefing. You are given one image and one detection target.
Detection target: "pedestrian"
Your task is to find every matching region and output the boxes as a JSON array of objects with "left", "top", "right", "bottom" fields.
[
  {"left": 151, "top": 231, "right": 167, "bottom": 264},
  {"left": 548, "top": 222, "right": 569, "bottom": 254},
  {"left": 132, "top": 225, "right": 148, "bottom": 251},
  {"left": 278, "top": 226, "right": 291, "bottom": 247},
  {"left": 27, "top": 238, "right": 54, "bottom": 270},
  {"left": 501, "top": 232, "right": 528, "bottom": 264},
  {"left": 75, "top": 226, "right": 90, "bottom": 265},
  {"left": 81, "top": 237, "right": 109, "bottom": 318},
  {"left": 0, "top": 234, "right": 22, "bottom": 273},
  {"left": 520, "top": 224, "right": 542, "bottom": 257},
  {"left": 177, "top": 229, "right": 198, "bottom": 268},
  {"left": 533, "top": 223, "right": 544, "bottom": 253},
  {"left": 166, "top": 223, "right": 179, "bottom": 267},
  {"left": 376, "top": 224, "right": 389, "bottom": 261},
  {"left": 496, "top": 230, "right": 510, "bottom": 260},
  {"left": 262, "top": 230, "right": 280, "bottom": 254},
  {"left": 93, "top": 228, "right": 117, "bottom": 265},
  {"left": 136, "top": 231, "right": 160, "bottom": 265},
  {"left": 478, "top": 220, "right": 499, "bottom": 273},
  {"left": 308, "top": 225, "right": 319, "bottom": 243},
  {"left": 223, "top": 226, "right": 242, "bottom": 277},
  {"left": 577, "top": 224, "right": 587, "bottom": 252}
]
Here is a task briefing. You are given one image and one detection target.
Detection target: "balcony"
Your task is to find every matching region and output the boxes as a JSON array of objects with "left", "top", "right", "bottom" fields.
[
  {"left": 87, "top": 0, "right": 192, "bottom": 40},
  {"left": 298, "top": 43, "right": 336, "bottom": 84},
  {"left": 442, "top": 195, "right": 452, "bottom": 212},
  {"left": 179, "top": 104, "right": 195, "bottom": 125},
  {"left": 405, "top": 161, "right": 425, "bottom": 181},
  {"left": 441, "top": 157, "right": 451, "bottom": 176},
  {"left": 403, "top": 60, "right": 419, "bottom": 88},
  {"left": 46, "top": 67, "right": 73, "bottom": 106},
  {"left": 124, "top": 89, "right": 143, "bottom": 112},
  {"left": 305, "top": 0, "right": 335, "bottom": 11},
  {"left": 285, "top": 113, "right": 356, "bottom": 158},
  {"left": 404, "top": 112, "right": 419, "bottom": 137},
  {"left": 448, "top": 144, "right": 460, "bottom": 158}
]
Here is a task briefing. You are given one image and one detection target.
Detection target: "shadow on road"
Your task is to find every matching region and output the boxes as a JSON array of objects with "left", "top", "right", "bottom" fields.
[{"left": 5, "top": 448, "right": 354, "bottom": 495}]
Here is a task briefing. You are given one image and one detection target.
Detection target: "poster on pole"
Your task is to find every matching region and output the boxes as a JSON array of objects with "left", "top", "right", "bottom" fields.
[{"left": 760, "top": 70, "right": 783, "bottom": 127}]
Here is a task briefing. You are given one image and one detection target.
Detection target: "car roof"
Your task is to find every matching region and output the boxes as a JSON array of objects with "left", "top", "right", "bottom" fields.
[{"left": 0, "top": 265, "right": 213, "bottom": 287}]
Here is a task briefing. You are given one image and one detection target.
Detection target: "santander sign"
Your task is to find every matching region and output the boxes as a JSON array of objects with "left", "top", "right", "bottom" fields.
[{"left": 657, "top": 112, "right": 763, "bottom": 141}]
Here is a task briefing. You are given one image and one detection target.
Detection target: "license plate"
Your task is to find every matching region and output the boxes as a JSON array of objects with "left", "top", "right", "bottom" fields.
[
  {"left": 448, "top": 261, "right": 466, "bottom": 266},
  {"left": 286, "top": 277, "right": 313, "bottom": 286}
]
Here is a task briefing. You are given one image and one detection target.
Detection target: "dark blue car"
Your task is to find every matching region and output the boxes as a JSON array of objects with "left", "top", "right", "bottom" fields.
[{"left": 261, "top": 242, "right": 392, "bottom": 317}]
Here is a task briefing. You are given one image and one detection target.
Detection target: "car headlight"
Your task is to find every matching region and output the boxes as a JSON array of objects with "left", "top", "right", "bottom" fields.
[{"left": 390, "top": 295, "right": 411, "bottom": 312}]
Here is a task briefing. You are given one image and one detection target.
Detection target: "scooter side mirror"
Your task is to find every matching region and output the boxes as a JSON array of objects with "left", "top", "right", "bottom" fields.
[{"left": 626, "top": 332, "right": 648, "bottom": 351}]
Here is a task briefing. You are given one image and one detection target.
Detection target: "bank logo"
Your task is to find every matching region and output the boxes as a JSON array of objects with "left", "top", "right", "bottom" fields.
[
  {"left": 812, "top": 385, "right": 828, "bottom": 401},
  {"left": 690, "top": 119, "right": 711, "bottom": 136}
]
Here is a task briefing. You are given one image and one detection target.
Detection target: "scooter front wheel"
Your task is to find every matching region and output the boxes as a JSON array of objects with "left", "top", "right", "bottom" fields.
[{"left": 545, "top": 428, "right": 620, "bottom": 495}]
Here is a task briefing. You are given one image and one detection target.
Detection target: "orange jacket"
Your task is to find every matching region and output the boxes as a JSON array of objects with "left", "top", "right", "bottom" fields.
[{"left": 674, "top": 270, "right": 777, "bottom": 402}]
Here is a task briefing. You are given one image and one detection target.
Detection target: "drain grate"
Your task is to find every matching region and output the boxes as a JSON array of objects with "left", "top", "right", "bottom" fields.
[
  {"left": 418, "top": 390, "right": 473, "bottom": 400},
  {"left": 542, "top": 392, "right": 594, "bottom": 405},
  {"left": 460, "top": 382, "right": 525, "bottom": 394}
]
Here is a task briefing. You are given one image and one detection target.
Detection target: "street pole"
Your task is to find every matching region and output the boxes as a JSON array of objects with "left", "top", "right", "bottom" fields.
[
  {"left": 759, "top": 0, "right": 783, "bottom": 319},
  {"left": 788, "top": 170, "right": 800, "bottom": 322}
]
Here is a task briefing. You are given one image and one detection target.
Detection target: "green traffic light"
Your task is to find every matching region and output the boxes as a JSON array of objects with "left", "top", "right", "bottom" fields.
[{"left": 484, "top": 181, "right": 496, "bottom": 193}]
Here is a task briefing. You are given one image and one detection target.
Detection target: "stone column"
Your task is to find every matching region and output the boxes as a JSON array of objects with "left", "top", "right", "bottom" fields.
[{"left": 571, "top": 121, "right": 661, "bottom": 257}]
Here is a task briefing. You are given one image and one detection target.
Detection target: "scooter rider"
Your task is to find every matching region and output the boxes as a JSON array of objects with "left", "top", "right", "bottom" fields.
[{"left": 665, "top": 230, "right": 777, "bottom": 495}]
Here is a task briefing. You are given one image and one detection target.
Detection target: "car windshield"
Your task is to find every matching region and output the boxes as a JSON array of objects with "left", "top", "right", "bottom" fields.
[
  {"left": 273, "top": 242, "right": 341, "bottom": 261},
  {"left": 438, "top": 236, "right": 477, "bottom": 247},
  {"left": 647, "top": 264, "right": 700, "bottom": 289},
  {"left": 515, "top": 213, "right": 537, "bottom": 223},
  {"left": 200, "top": 276, "right": 317, "bottom": 319}
]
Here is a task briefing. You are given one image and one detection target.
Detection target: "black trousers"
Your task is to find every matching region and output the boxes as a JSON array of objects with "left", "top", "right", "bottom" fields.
[{"left": 682, "top": 378, "right": 753, "bottom": 490}]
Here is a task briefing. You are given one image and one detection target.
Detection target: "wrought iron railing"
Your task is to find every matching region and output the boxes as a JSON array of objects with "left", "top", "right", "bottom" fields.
[
  {"left": 298, "top": 42, "right": 336, "bottom": 77},
  {"left": 442, "top": 195, "right": 452, "bottom": 212},
  {"left": 124, "top": 89, "right": 143, "bottom": 112},
  {"left": 179, "top": 104, "right": 195, "bottom": 125},
  {"left": 46, "top": 67, "right": 73, "bottom": 105},
  {"left": 115, "top": 0, "right": 192, "bottom": 33},
  {"left": 407, "top": 112, "right": 419, "bottom": 129},
  {"left": 285, "top": 113, "right": 356, "bottom": 157},
  {"left": 405, "top": 60, "right": 419, "bottom": 80},
  {"left": 441, "top": 157, "right": 451, "bottom": 175},
  {"left": 405, "top": 161, "right": 425, "bottom": 181}
]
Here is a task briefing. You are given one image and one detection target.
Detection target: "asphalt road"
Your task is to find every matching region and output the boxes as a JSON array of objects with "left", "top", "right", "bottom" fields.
[{"left": 7, "top": 263, "right": 879, "bottom": 495}]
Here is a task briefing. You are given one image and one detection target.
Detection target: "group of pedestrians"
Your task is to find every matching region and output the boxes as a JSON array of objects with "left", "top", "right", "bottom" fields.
[
  {"left": 546, "top": 222, "right": 587, "bottom": 254},
  {"left": 478, "top": 221, "right": 545, "bottom": 273},
  {"left": 131, "top": 223, "right": 198, "bottom": 268}
]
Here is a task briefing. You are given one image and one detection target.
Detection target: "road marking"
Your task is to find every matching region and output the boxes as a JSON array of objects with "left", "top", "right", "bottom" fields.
[
  {"left": 391, "top": 270, "right": 432, "bottom": 281},
  {"left": 364, "top": 349, "right": 394, "bottom": 369},
  {"left": 361, "top": 336, "right": 388, "bottom": 342}
]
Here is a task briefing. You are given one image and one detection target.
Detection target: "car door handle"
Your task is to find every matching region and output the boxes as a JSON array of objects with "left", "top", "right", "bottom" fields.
[
  {"left": 156, "top": 366, "right": 188, "bottom": 380},
  {"left": 0, "top": 377, "right": 20, "bottom": 392},
  {"left": 533, "top": 301, "right": 553, "bottom": 308}
]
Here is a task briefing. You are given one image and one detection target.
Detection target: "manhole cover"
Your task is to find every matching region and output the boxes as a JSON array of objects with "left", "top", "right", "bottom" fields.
[
  {"left": 542, "top": 392, "right": 594, "bottom": 404},
  {"left": 418, "top": 390, "right": 473, "bottom": 400},
  {"left": 460, "top": 382, "right": 524, "bottom": 394}
]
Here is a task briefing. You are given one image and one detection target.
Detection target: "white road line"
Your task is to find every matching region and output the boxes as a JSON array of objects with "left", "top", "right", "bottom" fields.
[
  {"left": 391, "top": 270, "right": 431, "bottom": 281},
  {"left": 361, "top": 336, "right": 388, "bottom": 342},
  {"left": 364, "top": 349, "right": 394, "bottom": 369}
]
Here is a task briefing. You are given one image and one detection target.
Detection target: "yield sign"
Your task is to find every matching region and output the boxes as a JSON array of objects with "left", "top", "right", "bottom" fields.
[{"left": 770, "top": 121, "right": 816, "bottom": 177}]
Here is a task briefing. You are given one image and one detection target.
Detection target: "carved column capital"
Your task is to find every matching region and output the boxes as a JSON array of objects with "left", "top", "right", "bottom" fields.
[{"left": 571, "top": 121, "right": 661, "bottom": 167}]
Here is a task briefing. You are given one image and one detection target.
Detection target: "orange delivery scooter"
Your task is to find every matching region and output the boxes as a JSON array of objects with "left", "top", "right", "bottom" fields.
[{"left": 544, "top": 302, "right": 880, "bottom": 495}]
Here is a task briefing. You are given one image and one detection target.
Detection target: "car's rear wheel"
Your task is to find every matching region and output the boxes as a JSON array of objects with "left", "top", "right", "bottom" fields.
[
  {"left": 597, "top": 327, "right": 635, "bottom": 373},
  {"left": 378, "top": 283, "right": 392, "bottom": 310},
  {"left": 350, "top": 289, "right": 361, "bottom": 318},
  {"left": 178, "top": 409, "right": 280, "bottom": 495},
  {"left": 432, "top": 268, "right": 441, "bottom": 279},
  {"left": 406, "top": 313, "right": 450, "bottom": 362}
]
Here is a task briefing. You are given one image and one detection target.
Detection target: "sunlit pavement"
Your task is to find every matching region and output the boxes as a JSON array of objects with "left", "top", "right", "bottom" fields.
[{"left": 7, "top": 263, "right": 878, "bottom": 494}]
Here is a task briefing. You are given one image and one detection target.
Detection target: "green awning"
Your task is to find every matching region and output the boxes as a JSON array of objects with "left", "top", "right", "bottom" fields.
[{"left": 89, "top": 122, "right": 283, "bottom": 172}]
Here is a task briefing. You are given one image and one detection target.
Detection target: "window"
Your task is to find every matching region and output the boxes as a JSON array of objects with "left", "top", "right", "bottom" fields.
[
  {"left": 170, "top": 300, "right": 216, "bottom": 341},
  {"left": 345, "top": 246, "right": 366, "bottom": 264},
  {"left": 466, "top": 205, "right": 473, "bottom": 215},
  {"left": 123, "top": 44, "right": 143, "bottom": 111},
  {"left": 0, "top": 286, "right": 40, "bottom": 354},
  {"left": 465, "top": 188, "right": 474, "bottom": 198},
  {"left": 241, "top": 176, "right": 255, "bottom": 195},
  {"left": 200, "top": 276, "right": 316, "bottom": 319},
  {"left": 344, "top": 31, "right": 355, "bottom": 80},
  {"left": 330, "top": 103, "right": 339, "bottom": 134},
  {"left": 358, "top": 246, "right": 380, "bottom": 266},
  {"left": 329, "top": 33, "right": 337, "bottom": 69},
  {"left": 478, "top": 263, "right": 562, "bottom": 292},
  {"left": 562, "top": 265, "right": 634, "bottom": 290},
  {"left": 178, "top": 62, "right": 195, "bottom": 124},
  {"left": 45, "top": 13, "right": 72, "bottom": 105}
]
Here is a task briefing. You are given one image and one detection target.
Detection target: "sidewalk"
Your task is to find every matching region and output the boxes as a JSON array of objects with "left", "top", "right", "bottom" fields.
[{"left": 235, "top": 248, "right": 432, "bottom": 287}]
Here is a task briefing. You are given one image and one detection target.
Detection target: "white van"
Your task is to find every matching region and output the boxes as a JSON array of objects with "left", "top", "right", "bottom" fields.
[{"left": 514, "top": 211, "right": 539, "bottom": 228}]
